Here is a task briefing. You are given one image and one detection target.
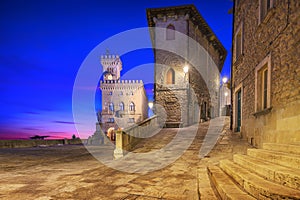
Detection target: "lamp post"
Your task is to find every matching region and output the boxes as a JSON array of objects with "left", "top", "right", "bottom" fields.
[{"left": 183, "top": 65, "right": 189, "bottom": 126}]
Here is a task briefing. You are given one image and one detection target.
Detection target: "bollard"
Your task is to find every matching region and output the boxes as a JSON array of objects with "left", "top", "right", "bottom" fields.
[{"left": 113, "top": 129, "right": 124, "bottom": 159}]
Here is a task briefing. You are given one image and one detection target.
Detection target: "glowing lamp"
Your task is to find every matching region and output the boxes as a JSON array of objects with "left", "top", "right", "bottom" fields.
[
  {"left": 183, "top": 65, "right": 189, "bottom": 74},
  {"left": 222, "top": 77, "right": 228, "bottom": 84},
  {"left": 148, "top": 102, "right": 153, "bottom": 109}
]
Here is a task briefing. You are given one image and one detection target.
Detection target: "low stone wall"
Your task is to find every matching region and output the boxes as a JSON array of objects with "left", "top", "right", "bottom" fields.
[
  {"left": 242, "top": 99, "right": 300, "bottom": 147},
  {"left": 114, "top": 115, "right": 160, "bottom": 159},
  {"left": 0, "top": 138, "right": 83, "bottom": 148}
]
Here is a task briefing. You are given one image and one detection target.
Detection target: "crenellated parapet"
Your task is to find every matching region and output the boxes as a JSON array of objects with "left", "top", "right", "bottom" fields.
[
  {"left": 100, "top": 54, "right": 122, "bottom": 69},
  {"left": 100, "top": 80, "right": 143, "bottom": 84},
  {"left": 100, "top": 80, "right": 144, "bottom": 91},
  {"left": 101, "top": 53, "right": 122, "bottom": 81}
]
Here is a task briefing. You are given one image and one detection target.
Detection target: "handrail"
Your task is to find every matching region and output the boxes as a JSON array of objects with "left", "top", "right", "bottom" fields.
[
  {"left": 114, "top": 115, "right": 159, "bottom": 159},
  {"left": 123, "top": 115, "right": 158, "bottom": 132}
]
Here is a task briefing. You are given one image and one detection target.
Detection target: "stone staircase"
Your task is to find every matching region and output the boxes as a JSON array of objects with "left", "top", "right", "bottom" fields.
[{"left": 208, "top": 143, "right": 300, "bottom": 199}]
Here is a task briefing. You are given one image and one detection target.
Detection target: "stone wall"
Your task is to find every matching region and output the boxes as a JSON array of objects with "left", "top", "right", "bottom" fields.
[
  {"left": 100, "top": 80, "right": 148, "bottom": 132},
  {"left": 155, "top": 50, "right": 189, "bottom": 126},
  {"left": 0, "top": 139, "right": 83, "bottom": 148},
  {"left": 232, "top": 0, "right": 300, "bottom": 147},
  {"left": 148, "top": 6, "right": 226, "bottom": 127}
]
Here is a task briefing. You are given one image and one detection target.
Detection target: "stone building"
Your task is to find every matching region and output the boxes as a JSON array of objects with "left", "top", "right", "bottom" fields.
[
  {"left": 146, "top": 5, "right": 227, "bottom": 127},
  {"left": 232, "top": 0, "right": 300, "bottom": 147},
  {"left": 99, "top": 53, "right": 148, "bottom": 133}
]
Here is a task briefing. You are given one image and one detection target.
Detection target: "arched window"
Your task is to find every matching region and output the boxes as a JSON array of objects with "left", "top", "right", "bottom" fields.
[
  {"left": 119, "top": 102, "right": 124, "bottom": 111},
  {"left": 166, "top": 68, "right": 175, "bottom": 84},
  {"left": 109, "top": 102, "right": 114, "bottom": 112},
  {"left": 166, "top": 24, "right": 175, "bottom": 40},
  {"left": 129, "top": 102, "right": 135, "bottom": 111}
]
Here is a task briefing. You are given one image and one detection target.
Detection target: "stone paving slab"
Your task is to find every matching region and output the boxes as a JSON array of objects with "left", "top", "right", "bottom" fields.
[{"left": 0, "top": 117, "right": 250, "bottom": 199}]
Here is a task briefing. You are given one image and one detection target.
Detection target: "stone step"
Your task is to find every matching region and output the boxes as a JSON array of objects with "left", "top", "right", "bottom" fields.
[
  {"left": 219, "top": 159, "right": 300, "bottom": 199},
  {"left": 233, "top": 154, "right": 300, "bottom": 190},
  {"left": 247, "top": 148, "right": 300, "bottom": 170},
  {"left": 292, "top": 141, "right": 300, "bottom": 145},
  {"left": 263, "top": 143, "right": 300, "bottom": 155},
  {"left": 198, "top": 168, "right": 218, "bottom": 199},
  {"left": 207, "top": 166, "right": 256, "bottom": 200}
]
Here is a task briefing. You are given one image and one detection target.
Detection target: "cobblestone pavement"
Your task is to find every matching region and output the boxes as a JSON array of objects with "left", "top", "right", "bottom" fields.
[{"left": 0, "top": 117, "right": 251, "bottom": 199}]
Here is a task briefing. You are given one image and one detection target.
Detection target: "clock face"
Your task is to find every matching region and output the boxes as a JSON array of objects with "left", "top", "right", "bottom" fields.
[{"left": 107, "top": 74, "right": 113, "bottom": 80}]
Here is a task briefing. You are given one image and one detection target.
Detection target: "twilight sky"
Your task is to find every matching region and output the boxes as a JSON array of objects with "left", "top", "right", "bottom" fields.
[{"left": 0, "top": 0, "right": 233, "bottom": 139}]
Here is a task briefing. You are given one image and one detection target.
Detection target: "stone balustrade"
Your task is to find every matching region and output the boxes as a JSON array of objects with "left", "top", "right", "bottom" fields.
[{"left": 114, "top": 115, "right": 160, "bottom": 159}]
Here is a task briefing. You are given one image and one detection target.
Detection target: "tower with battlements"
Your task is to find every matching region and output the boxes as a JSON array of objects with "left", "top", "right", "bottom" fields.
[{"left": 99, "top": 53, "right": 148, "bottom": 133}]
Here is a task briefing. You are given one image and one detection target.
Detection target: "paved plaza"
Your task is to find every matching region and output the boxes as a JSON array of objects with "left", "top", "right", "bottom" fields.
[{"left": 0, "top": 117, "right": 251, "bottom": 199}]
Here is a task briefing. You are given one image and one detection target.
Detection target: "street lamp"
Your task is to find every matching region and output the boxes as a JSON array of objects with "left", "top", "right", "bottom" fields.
[
  {"left": 148, "top": 101, "right": 154, "bottom": 117},
  {"left": 148, "top": 102, "right": 153, "bottom": 109},
  {"left": 222, "top": 77, "right": 228, "bottom": 84}
]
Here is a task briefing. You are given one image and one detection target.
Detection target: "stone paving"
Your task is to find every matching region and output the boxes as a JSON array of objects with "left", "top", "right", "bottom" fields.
[{"left": 0, "top": 117, "right": 251, "bottom": 199}]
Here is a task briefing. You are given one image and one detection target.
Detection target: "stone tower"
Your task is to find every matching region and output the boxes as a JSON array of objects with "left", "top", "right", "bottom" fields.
[
  {"left": 101, "top": 53, "right": 122, "bottom": 81},
  {"left": 146, "top": 5, "right": 227, "bottom": 127},
  {"left": 99, "top": 53, "right": 148, "bottom": 133}
]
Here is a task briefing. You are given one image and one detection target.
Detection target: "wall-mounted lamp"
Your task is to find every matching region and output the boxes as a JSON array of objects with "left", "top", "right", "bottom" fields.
[{"left": 183, "top": 65, "right": 189, "bottom": 74}]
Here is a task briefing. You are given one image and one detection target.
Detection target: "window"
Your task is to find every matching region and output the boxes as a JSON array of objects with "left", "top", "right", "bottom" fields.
[
  {"left": 262, "top": 69, "right": 268, "bottom": 109},
  {"left": 119, "top": 102, "right": 124, "bottom": 111},
  {"left": 166, "top": 68, "right": 175, "bottom": 84},
  {"left": 234, "top": 23, "right": 243, "bottom": 62},
  {"left": 259, "top": 0, "right": 275, "bottom": 23},
  {"left": 166, "top": 24, "right": 175, "bottom": 40},
  {"left": 128, "top": 118, "right": 135, "bottom": 123},
  {"left": 109, "top": 91, "right": 113, "bottom": 95},
  {"left": 255, "top": 55, "right": 271, "bottom": 112},
  {"left": 236, "top": 31, "right": 242, "bottom": 59},
  {"left": 108, "top": 118, "right": 114, "bottom": 123},
  {"left": 109, "top": 102, "right": 114, "bottom": 112},
  {"left": 129, "top": 102, "right": 135, "bottom": 111}
]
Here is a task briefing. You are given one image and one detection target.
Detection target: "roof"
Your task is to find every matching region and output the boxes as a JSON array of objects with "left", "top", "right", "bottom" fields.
[{"left": 146, "top": 4, "right": 227, "bottom": 69}]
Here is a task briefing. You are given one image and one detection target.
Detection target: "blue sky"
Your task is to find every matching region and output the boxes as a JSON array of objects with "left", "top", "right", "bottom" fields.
[{"left": 0, "top": 0, "right": 233, "bottom": 139}]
